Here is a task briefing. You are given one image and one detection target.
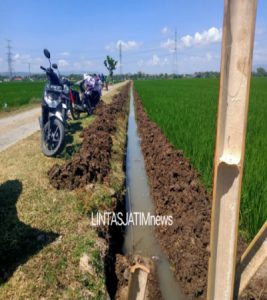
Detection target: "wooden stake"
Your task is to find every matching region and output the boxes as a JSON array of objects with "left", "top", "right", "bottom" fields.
[
  {"left": 207, "top": 1, "right": 258, "bottom": 299},
  {"left": 235, "top": 221, "right": 267, "bottom": 297}
]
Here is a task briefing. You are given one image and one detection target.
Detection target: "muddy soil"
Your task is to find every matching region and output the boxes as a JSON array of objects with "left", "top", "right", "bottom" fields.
[
  {"left": 134, "top": 89, "right": 266, "bottom": 299},
  {"left": 48, "top": 85, "right": 129, "bottom": 189}
]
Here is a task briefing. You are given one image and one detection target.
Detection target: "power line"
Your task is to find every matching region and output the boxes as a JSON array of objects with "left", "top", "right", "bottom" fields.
[
  {"left": 173, "top": 28, "right": 178, "bottom": 74},
  {"left": 119, "top": 42, "right": 122, "bottom": 75},
  {"left": 125, "top": 52, "right": 173, "bottom": 65},
  {"left": 6, "top": 39, "right": 14, "bottom": 78}
]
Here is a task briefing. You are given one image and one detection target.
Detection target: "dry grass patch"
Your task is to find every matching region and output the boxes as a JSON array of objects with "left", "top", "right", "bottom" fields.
[
  {"left": 0, "top": 116, "right": 107, "bottom": 299},
  {"left": 102, "top": 81, "right": 129, "bottom": 104}
]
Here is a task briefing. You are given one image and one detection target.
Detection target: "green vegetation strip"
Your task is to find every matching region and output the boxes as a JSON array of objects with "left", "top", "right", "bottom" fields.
[
  {"left": 0, "top": 81, "right": 43, "bottom": 111},
  {"left": 134, "top": 78, "right": 267, "bottom": 241}
]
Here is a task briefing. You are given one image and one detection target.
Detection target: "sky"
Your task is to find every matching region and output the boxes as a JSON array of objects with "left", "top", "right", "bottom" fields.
[{"left": 0, "top": 0, "right": 266, "bottom": 75}]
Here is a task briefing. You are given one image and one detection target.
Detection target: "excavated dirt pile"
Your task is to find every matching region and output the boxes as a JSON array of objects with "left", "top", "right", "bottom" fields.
[
  {"left": 48, "top": 85, "right": 129, "bottom": 190},
  {"left": 134, "top": 89, "right": 212, "bottom": 298}
]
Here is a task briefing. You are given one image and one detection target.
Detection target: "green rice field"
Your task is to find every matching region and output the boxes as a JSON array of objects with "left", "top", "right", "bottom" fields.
[
  {"left": 0, "top": 81, "right": 43, "bottom": 111},
  {"left": 135, "top": 78, "right": 267, "bottom": 241}
]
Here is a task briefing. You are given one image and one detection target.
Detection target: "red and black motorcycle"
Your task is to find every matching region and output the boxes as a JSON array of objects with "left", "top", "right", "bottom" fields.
[{"left": 68, "top": 84, "right": 92, "bottom": 120}]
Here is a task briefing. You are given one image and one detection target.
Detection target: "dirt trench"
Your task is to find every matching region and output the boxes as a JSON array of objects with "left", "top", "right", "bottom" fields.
[
  {"left": 48, "top": 82, "right": 162, "bottom": 299},
  {"left": 134, "top": 88, "right": 266, "bottom": 300}
]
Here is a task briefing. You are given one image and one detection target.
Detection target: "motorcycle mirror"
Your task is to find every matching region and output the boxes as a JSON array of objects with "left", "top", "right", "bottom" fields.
[
  {"left": 52, "top": 63, "right": 58, "bottom": 69},
  {"left": 43, "top": 49, "right": 51, "bottom": 59}
]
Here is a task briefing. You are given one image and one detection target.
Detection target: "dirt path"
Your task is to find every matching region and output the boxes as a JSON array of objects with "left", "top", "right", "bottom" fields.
[
  {"left": 0, "top": 107, "right": 40, "bottom": 152},
  {"left": 0, "top": 83, "right": 124, "bottom": 152}
]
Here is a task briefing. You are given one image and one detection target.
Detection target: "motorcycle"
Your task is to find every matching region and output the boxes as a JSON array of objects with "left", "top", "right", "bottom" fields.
[
  {"left": 39, "top": 49, "right": 70, "bottom": 156},
  {"left": 66, "top": 74, "right": 103, "bottom": 120},
  {"left": 69, "top": 80, "right": 93, "bottom": 120},
  {"left": 80, "top": 74, "right": 101, "bottom": 111}
]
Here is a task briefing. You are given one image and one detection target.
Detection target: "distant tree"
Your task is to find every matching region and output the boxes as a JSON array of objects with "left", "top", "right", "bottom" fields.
[
  {"left": 256, "top": 67, "right": 267, "bottom": 77},
  {"left": 104, "top": 56, "right": 117, "bottom": 82},
  {"left": 137, "top": 71, "right": 145, "bottom": 79}
]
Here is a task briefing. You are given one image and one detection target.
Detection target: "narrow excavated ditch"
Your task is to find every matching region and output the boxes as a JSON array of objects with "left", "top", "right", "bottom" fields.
[
  {"left": 117, "top": 86, "right": 186, "bottom": 299},
  {"left": 134, "top": 88, "right": 212, "bottom": 299}
]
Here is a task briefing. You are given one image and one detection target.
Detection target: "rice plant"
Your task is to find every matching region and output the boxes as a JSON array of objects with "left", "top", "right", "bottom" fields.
[
  {"left": 0, "top": 81, "right": 43, "bottom": 111},
  {"left": 135, "top": 78, "right": 267, "bottom": 241}
]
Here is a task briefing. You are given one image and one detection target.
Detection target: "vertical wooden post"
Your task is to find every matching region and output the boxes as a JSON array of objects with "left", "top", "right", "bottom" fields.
[{"left": 207, "top": 1, "right": 258, "bottom": 299}]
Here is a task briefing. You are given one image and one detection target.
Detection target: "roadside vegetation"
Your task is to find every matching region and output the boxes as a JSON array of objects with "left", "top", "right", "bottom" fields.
[
  {"left": 134, "top": 78, "right": 267, "bottom": 241},
  {"left": 0, "top": 79, "right": 125, "bottom": 114},
  {"left": 0, "top": 82, "right": 43, "bottom": 111}
]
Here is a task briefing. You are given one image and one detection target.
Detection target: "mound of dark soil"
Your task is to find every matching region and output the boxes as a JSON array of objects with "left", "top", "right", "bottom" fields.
[
  {"left": 134, "top": 89, "right": 211, "bottom": 298},
  {"left": 48, "top": 85, "right": 129, "bottom": 190}
]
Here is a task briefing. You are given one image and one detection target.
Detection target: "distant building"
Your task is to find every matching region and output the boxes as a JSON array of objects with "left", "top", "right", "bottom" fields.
[{"left": 13, "top": 76, "right": 23, "bottom": 81}]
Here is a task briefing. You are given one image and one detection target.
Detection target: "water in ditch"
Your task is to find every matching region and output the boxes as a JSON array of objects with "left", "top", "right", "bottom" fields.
[{"left": 123, "top": 86, "right": 187, "bottom": 300}]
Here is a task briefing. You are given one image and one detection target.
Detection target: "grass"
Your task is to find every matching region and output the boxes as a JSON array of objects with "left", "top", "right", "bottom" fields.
[
  {"left": 60, "top": 116, "right": 95, "bottom": 160},
  {"left": 0, "top": 81, "right": 125, "bottom": 118},
  {"left": 0, "top": 82, "right": 129, "bottom": 299},
  {"left": 134, "top": 78, "right": 267, "bottom": 241},
  {"left": 0, "top": 81, "right": 43, "bottom": 111},
  {"left": 0, "top": 121, "right": 106, "bottom": 299}
]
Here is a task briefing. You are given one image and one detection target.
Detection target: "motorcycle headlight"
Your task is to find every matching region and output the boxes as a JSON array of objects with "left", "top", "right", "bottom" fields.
[
  {"left": 44, "top": 92, "right": 60, "bottom": 108},
  {"left": 63, "top": 85, "right": 69, "bottom": 93}
]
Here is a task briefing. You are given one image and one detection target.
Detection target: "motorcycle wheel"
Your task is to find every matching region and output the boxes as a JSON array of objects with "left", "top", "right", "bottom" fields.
[
  {"left": 41, "top": 118, "right": 65, "bottom": 157},
  {"left": 83, "top": 97, "right": 93, "bottom": 116},
  {"left": 84, "top": 98, "right": 93, "bottom": 116},
  {"left": 70, "top": 102, "right": 80, "bottom": 120}
]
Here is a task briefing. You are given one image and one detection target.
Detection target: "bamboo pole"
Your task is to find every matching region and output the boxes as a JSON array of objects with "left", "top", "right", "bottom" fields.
[
  {"left": 235, "top": 221, "right": 267, "bottom": 297},
  {"left": 207, "top": 1, "right": 258, "bottom": 299}
]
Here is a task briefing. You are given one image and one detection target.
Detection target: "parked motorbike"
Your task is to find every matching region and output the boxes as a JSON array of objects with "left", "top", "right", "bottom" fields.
[
  {"left": 69, "top": 81, "right": 92, "bottom": 120},
  {"left": 60, "top": 76, "right": 85, "bottom": 120},
  {"left": 67, "top": 74, "right": 103, "bottom": 120},
  {"left": 81, "top": 74, "right": 101, "bottom": 111},
  {"left": 39, "top": 49, "right": 69, "bottom": 156}
]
